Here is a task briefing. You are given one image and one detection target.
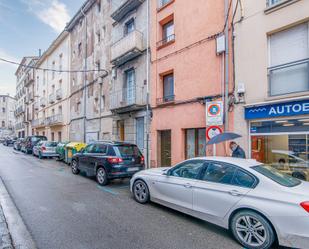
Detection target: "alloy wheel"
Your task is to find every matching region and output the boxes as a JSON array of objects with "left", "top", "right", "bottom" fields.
[
  {"left": 133, "top": 181, "right": 149, "bottom": 203},
  {"left": 235, "top": 215, "right": 267, "bottom": 247},
  {"left": 96, "top": 168, "right": 107, "bottom": 185},
  {"left": 71, "top": 160, "right": 79, "bottom": 174}
]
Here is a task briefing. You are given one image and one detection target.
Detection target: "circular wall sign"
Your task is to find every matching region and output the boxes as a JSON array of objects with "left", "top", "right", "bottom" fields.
[
  {"left": 206, "top": 126, "right": 223, "bottom": 140},
  {"left": 208, "top": 104, "right": 221, "bottom": 116}
]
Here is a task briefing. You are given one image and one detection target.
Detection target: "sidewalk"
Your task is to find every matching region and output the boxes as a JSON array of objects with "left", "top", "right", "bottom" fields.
[{"left": 0, "top": 205, "right": 13, "bottom": 249}]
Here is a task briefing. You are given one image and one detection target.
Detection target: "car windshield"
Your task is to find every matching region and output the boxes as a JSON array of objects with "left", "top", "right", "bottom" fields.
[
  {"left": 32, "top": 136, "right": 47, "bottom": 142},
  {"left": 252, "top": 165, "right": 301, "bottom": 187},
  {"left": 113, "top": 145, "right": 140, "bottom": 157}
]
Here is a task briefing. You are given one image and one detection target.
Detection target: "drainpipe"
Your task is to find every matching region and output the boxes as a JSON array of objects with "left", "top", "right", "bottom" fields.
[
  {"left": 145, "top": 0, "right": 150, "bottom": 168},
  {"left": 224, "top": 0, "right": 230, "bottom": 132},
  {"left": 81, "top": 7, "right": 87, "bottom": 143}
]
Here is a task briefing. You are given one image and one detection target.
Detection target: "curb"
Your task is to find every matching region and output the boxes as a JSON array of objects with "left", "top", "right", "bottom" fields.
[{"left": 0, "top": 177, "right": 37, "bottom": 249}]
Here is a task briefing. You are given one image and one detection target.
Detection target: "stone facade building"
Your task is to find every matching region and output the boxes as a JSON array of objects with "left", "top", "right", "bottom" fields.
[
  {"left": 32, "top": 31, "right": 71, "bottom": 141},
  {"left": 110, "top": 0, "right": 149, "bottom": 157},
  {"left": 66, "top": 0, "right": 113, "bottom": 143},
  {"left": 0, "top": 95, "right": 15, "bottom": 137}
]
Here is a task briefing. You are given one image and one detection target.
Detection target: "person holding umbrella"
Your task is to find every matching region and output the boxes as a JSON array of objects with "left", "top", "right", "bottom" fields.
[{"left": 229, "top": 141, "right": 246, "bottom": 159}]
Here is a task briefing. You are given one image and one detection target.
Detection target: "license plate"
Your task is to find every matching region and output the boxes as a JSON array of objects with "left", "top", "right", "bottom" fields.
[{"left": 127, "top": 167, "right": 139, "bottom": 172}]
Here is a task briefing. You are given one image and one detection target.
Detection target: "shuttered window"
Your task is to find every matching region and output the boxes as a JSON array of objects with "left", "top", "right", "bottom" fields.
[{"left": 269, "top": 22, "right": 309, "bottom": 96}]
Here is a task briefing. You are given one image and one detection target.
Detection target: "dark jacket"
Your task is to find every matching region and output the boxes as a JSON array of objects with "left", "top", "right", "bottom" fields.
[{"left": 232, "top": 146, "right": 246, "bottom": 159}]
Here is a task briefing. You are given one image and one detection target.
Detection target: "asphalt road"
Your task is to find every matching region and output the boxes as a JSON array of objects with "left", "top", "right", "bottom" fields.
[{"left": 0, "top": 145, "right": 243, "bottom": 249}]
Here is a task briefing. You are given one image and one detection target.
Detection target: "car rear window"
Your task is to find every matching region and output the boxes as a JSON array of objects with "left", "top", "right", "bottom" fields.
[
  {"left": 113, "top": 145, "right": 140, "bottom": 157},
  {"left": 252, "top": 165, "right": 301, "bottom": 187},
  {"left": 31, "top": 136, "right": 47, "bottom": 142},
  {"left": 45, "top": 142, "right": 58, "bottom": 147}
]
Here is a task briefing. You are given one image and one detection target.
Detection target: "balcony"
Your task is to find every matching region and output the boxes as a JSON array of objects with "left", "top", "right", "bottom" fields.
[
  {"left": 56, "top": 89, "right": 62, "bottom": 100},
  {"left": 15, "top": 106, "right": 25, "bottom": 115},
  {"left": 46, "top": 114, "right": 63, "bottom": 126},
  {"left": 49, "top": 93, "right": 55, "bottom": 104},
  {"left": 266, "top": 0, "right": 283, "bottom": 7},
  {"left": 111, "top": 30, "right": 144, "bottom": 66},
  {"left": 31, "top": 118, "right": 46, "bottom": 128},
  {"left": 110, "top": 85, "right": 147, "bottom": 113},
  {"left": 157, "top": 34, "right": 175, "bottom": 49},
  {"left": 111, "top": 0, "right": 145, "bottom": 22},
  {"left": 15, "top": 122, "right": 25, "bottom": 130},
  {"left": 40, "top": 97, "right": 46, "bottom": 107},
  {"left": 156, "top": 95, "right": 175, "bottom": 106}
]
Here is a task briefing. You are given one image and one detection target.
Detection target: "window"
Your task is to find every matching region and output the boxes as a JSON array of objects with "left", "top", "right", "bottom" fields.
[
  {"left": 101, "top": 95, "right": 105, "bottom": 110},
  {"left": 58, "top": 131, "right": 62, "bottom": 142},
  {"left": 2, "top": 97, "right": 5, "bottom": 102},
  {"left": 58, "top": 106, "right": 62, "bottom": 114},
  {"left": 253, "top": 165, "right": 301, "bottom": 187},
  {"left": 159, "top": 0, "right": 173, "bottom": 8},
  {"left": 125, "top": 19, "right": 135, "bottom": 35},
  {"left": 232, "top": 169, "right": 256, "bottom": 188},
  {"left": 163, "top": 73, "right": 174, "bottom": 102},
  {"left": 185, "top": 128, "right": 206, "bottom": 159},
  {"left": 202, "top": 162, "right": 236, "bottom": 184},
  {"left": 72, "top": 78, "right": 76, "bottom": 86},
  {"left": 1, "top": 121, "right": 5, "bottom": 127},
  {"left": 2, "top": 108, "right": 5, "bottom": 113},
  {"left": 268, "top": 22, "right": 309, "bottom": 96},
  {"left": 97, "top": 1, "right": 101, "bottom": 12},
  {"left": 136, "top": 117, "right": 144, "bottom": 150},
  {"left": 170, "top": 160, "right": 205, "bottom": 179},
  {"left": 96, "top": 31, "right": 101, "bottom": 43},
  {"left": 96, "top": 60, "right": 101, "bottom": 72},
  {"left": 93, "top": 144, "right": 107, "bottom": 154},
  {"left": 267, "top": 0, "right": 282, "bottom": 7},
  {"left": 52, "top": 61, "right": 55, "bottom": 79},
  {"left": 59, "top": 54, "right": 63, "bottom": 73},
  {"left": 125, "top": 69, "right": 136, "bottom": 104},
  {"left": 162, "top": 20, "right": 174, "bottom": 43},
  {"left": 78, "top": 42, "right": 82, "bottom": 55},
  {"left": 84, "top": 144, "right": 95, "bottom": 153}
]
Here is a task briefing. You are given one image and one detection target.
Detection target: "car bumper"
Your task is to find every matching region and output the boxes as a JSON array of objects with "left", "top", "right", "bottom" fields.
[
  {"left": 275, "top": 216, "right": 309, "bottom": 248},
  {"left": 108, "top": 166, "right": 144, "bottom": 179}
]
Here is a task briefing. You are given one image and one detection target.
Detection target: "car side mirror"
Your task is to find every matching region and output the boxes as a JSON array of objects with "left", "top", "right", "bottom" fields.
[{"left": 163, "top": 169, "right": 171, "bottom": 176}]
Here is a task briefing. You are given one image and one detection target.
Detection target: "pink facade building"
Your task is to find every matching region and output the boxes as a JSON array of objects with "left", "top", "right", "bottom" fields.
[{"left": 150, "top": 0, "right": 234, "bottom": 167}]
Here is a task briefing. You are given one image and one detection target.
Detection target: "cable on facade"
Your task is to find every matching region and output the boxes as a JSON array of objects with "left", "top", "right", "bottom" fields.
[{"left": 0, "top": 57, "right": 108, "bottom": 74}]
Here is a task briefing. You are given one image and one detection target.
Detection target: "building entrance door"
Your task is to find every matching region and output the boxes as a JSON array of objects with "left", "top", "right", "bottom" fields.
[{"left": 160, "top": 130, "right": 171, "bottom": 167}]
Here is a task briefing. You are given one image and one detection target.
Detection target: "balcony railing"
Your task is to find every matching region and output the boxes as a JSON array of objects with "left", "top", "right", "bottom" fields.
[
  {"left": 110, "top": 85, "right": 147, "bottom": 112},
  {"left": 157, "top": 34, "right": 175, "bottom": 48},
  {"left": 156, "top": 94, "right": 175, "bottom": 105},
  {"left": 111, "top": 30, "right": 144, "bottom": 66},
  {"left": 49, "top": 93, "right": 55, "bottom": 104},
  {"left": 15, "top": 106, "right": 25, "bottom": 115},
  {"left": 40, "top": 97, "right": 46, "bottom": 107},
  {"left": 158, "top": 0, "right": 173, "bottom": 9},
  {"left": 56, "top": 89, "right": 62, "bottom": 100},
  {"left": 268, "top": 58, "right": 309, "bottom": 96},
  {"left": 46, "top": 114, "right": 63, "bottom": 126},
  {"left": 111, "top": 0, "right": 144, "bottom": 22},
  {"left": 31, "top": 118, "right": 46, "bottom": 128}
]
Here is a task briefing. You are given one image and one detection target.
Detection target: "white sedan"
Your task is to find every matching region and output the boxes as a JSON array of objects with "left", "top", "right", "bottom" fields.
[{"left": 130, "top": 157, "right": 309, "bottom": 249}]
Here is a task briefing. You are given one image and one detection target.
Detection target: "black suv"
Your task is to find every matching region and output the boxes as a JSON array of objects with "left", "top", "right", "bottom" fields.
[
  {"left": 22, "top": 135, "right": 47, "bottom": 154},
  {"left": 71, "top": 141, "right": 145, "bottom": 185}
]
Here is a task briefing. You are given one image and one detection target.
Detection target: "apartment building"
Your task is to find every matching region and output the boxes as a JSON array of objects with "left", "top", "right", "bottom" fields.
[
  {"left": 0, "top": 95, "right": 15, "bottom": 137},
  {"left": 233, "top": 0, "right": 309, "bottom": 180},
  {"left": 24, "top": 57, "right": 39, "bottom": 136},
  {"left": 110, "top": 0, "right": 149, "bottom": 156},
  {"left": 67, "top": 0, "right": 113, "bottom": 143},
  {"left": 32, "top": 31, "right": 71, "bottom": 142},
  {"left": 15, "top": 57, "right": 37, "bottom": 138},
  {"left": 150, "top": 0, "right": 233, "bottom": 167}
]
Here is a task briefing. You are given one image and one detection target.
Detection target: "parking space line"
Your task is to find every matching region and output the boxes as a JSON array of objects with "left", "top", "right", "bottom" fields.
[{"left": 97, "top": 185, "right": 119, "bottom": 195}]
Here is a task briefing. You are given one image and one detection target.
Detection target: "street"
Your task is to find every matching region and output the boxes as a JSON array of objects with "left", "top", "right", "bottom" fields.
[{"left": 0, "top": 145, "right": 241, "bottom": 249}]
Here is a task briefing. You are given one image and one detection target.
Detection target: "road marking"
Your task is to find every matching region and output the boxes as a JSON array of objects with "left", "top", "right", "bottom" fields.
[{"left": 97, "top": 185, "right": 119, "bottom": 195}]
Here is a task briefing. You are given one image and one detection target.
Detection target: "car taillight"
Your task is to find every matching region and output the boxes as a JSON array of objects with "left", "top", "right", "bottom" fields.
[
  {"left": 140, "top": 156, "right": 145, "bottom": 164},
  {"left": 42, "top": 146, "right": 46, "bottom": 151},
  {"left": 107, "top": 157, "right": 123, "bottom": 164},
  {"left": 300, "top": 202, "right": 309, "bottom": 213}
]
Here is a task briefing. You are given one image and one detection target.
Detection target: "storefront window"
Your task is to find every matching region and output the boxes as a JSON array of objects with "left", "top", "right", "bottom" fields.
[
  {"left": 250, "top": 119, "right": 309, "bottom": 181},
  {"left": 185, "top": 128, "right": 206, "bottom": 159}
]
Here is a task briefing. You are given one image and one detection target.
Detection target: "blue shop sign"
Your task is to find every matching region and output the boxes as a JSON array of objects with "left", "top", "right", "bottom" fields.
[{"left": 245, "top": 99, "right": 309, "bottom": 120}]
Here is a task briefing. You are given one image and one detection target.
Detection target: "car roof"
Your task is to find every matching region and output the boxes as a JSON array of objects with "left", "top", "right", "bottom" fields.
[
  {"left": 92, "top": 140, "right": 137, "bottom": 146},
  {"left": 187, "top": 156, "right": 262, "bottom": 168}
]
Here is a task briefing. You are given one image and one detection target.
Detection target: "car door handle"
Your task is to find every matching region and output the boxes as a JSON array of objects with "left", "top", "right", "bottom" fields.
[
  {"left": 184, "top": 183, "right": 192, "bottom": 188},
  {"left": 228, "top": 190, "right": 242, "bottom": 196}
]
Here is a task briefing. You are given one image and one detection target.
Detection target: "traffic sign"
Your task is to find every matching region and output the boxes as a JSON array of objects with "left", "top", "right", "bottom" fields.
[
  {"left": 206, "top": 126, "right": 223, "bottom": 140},
  {"left": 206, "top": 101, "right": 223, "bottom": 126}
]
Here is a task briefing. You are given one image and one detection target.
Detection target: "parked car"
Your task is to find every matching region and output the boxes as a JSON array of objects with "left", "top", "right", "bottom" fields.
[
  {"left": 71, "top": 141, "right": 145, "bottom": 185},
  {"left": 130, "top": 157, "right": 309, "bottom": 249},
  {"left": 21, "top": 135, "right": 47, "bottom": 154},
  {"left": 3, "top": 137, "right": 17, "bottom": 146},
  {"left": 13, "top": 138, "right": 24, "bottom": 151},
  {"left": 33, "top": 141, "right": 58, "bottom": 159}
]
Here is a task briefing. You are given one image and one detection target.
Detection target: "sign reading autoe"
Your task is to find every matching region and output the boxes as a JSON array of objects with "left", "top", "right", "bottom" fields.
[
  {"left": 206, "top": 101, "right": 223, "bottom": 126},
  {"left": 245, "top": 99, "right": 309, "bottom": 120}
]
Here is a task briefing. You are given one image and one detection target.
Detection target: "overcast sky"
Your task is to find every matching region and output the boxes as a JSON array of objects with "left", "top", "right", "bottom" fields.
[{"left": 0, "top": 0, "right": 84, "bottom": 97}]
